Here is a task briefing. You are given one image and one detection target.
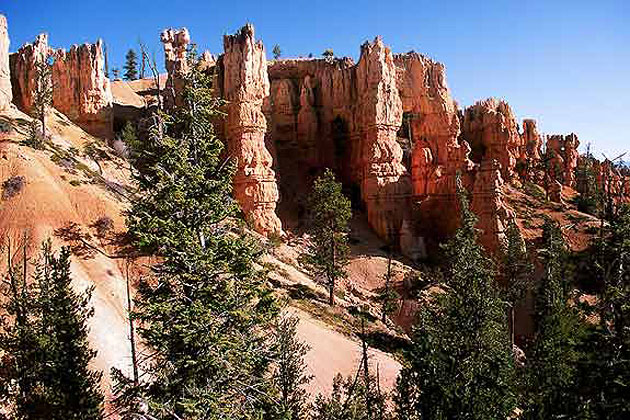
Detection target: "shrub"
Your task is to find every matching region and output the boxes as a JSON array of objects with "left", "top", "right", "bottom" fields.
[{"left": 2, "top": 176, "right": 26, "bottom": 199}]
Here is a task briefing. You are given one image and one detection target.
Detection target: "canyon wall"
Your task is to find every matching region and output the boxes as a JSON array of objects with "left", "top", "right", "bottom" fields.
[
  {"left": 9, "top": 33, "right": 51, "bottom": 114},
  {"left": 220, "top": 24, "right": 282, "bottom": 235},
  {"left": 0, "top": 15, "right": 11, "bottom": 111},
  {"left": 460, "top": 98, "right": 523, "bottom": 180},
  {"left": 9, "top": 33, "right": 113, "bottom": 138},
  {"left": 52, "top": 40, "right": 114, "bottom": 139}
]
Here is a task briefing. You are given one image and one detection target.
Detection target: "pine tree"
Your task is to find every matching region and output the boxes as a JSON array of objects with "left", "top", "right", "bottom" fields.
[
  {"left": 323, "top": 49, "right": 334, "bottom": 59},
  {"left": 300, "top": 169, "right": 351, "bottom": 306},
  {"left": 398, "top": 180, "right": 517, "bottom": 419},
  {"left": 0, "top": 241, "right": 103, "bottom": 420},
  {"left": 121, "top": 47, "right": 280, "bottom": 419},
  {"left": 499, "top": 220, "right": 534, "bottom": 346},
  {"left": 272, "top": 315, "right": 312, "bottom": 419},
  {"left": 523, "top": 218, "right": 585, "bottom": 419},
  {"left": 272, "top": 44, "right": 282, "bottom": 60},
  {"left": 30, "top": 58, "right": 53, "bottom": 144},
  {"left": 123, "top": 49, "right": 139, "bottom": 81},
  {"left": 578, "top": 204, "right": 630, "bottom": 418}
]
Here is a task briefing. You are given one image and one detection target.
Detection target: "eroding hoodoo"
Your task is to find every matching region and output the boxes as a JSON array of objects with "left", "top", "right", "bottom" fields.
[
  {"left": 52, "top": 40, "right": 114, "bottom": 139},
  {"left": 219, "top": 24, "right": 283, "bottom": 236},
  {"left": 0, "top": 15, "right": 12, "bottom": 111},
  {"left": 9, "top": 32, "right": 113, "bottom": 138}
]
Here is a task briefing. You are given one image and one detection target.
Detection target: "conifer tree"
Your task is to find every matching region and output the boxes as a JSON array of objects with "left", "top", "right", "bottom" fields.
[
  {"left": 272, "top": 44, "right": 282, "bottom": 60},
  {"left": 30, "top": 58, "right": 53, "bottom": 144},
  {"left": 499, "top": 220, "right": 534, "bottom": 346},
  {"left": 523, "top": 218, "right": 584, "bottom": 419},
  {"left": 272, "top": 315, "right": 312, "bottom": 420},
  {"left": 578, "top": 204, "right": 630, "bottom": 418},
  {"left": 121, "top": 47, "right": 280, "bottom": 419},
  {"left": 0, "top": 241, "right": 103, "bottom": 420},
  {"left": 300, "top": 169, "right": 351, "bottom": 306},
  {"left": 123, "top": 49, "right": 139, "bottom": 81},
  {"left": 398, "top": 179, "right": 517, "bottom": 419}
]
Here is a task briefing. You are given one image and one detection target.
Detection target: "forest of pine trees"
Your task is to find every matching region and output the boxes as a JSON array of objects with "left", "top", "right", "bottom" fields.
[{"left": 1, "top": 41, "right": 629, "bottom": 420}]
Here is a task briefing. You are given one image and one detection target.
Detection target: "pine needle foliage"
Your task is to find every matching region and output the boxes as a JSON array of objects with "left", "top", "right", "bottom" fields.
[
  {"left": 122, "top": 47, "right": 280, "bottom": 420},
  {"left": 0, "top": 241, "right": 103, "bottom": 420},
  {"left": 300, "top": 169, "right": 351, "bottom": 306},
  {"left": 123, "top": 49, "right": 139, "bottom": 81},
  {"left": 523, "top": 218, "right": 585, "bottom": 419},
  {"left": 398, "top": 179, "right": 517, "bottom": 420}
]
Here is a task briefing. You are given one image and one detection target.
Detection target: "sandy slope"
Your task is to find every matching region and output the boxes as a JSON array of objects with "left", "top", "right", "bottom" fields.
[{"left": 0, "top": 105, "right": 403, "bottom": 411}]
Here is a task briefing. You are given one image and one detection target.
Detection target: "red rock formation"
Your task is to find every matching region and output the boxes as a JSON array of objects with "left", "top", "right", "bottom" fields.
[
  {"left": 221, "top": 24, "right": 282, "bottom": 235},
  {"left": 471, "top": 159, "right": 515, "bottom": 252},
  {"left": 355, "top": 37, "right": 410, "bottom": 243},
  {"left": 545, "top": 133, "right": 580, "bottom": 188},
  {"left": 161, "top": 27, "right": 190, "bottom": 109},
  {"left": 9, "top": 33, "right": 51, "bottom": 113},
  {"left": 52, "top": 40, "right": 113, "bottom": 138},
  {"left": 460, "top": 98, "right": 522, "bottom": 180},
  {"left": 518, "top": 119, "right": 543, "bottom": 181},
  {"left": 394, "top": 51, "right": 472, "bottom": 244},
  {"left": 0, "top": 15, "right": 11, "bottom": 111}
]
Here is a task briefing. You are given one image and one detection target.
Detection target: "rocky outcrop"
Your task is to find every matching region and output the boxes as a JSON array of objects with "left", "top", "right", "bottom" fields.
[
  {"left": 0, "top": 15, "right": 11, "bottom": 111},
  {"left": 518, "top": 119, "right": 542, "bottom": 181},
  {"left": 461, "top": 98, "right": 522, "bottom": 180},
  {"left": 394, "top": 52, "right": 472, "bottom": 244},
  {"left": 545, "top": 133, "right": 580, "bottom": 188},
  {"left": 9, "top": 33, "right": 51, "bottom": 114},
  {"left": 161, "top": 27, "right": 190, "bottom": 109},
  {"left": 9, "top": 33, "right": 112, "bottom": 138},
  {"left": 471, "top": 159, "right": 514, "bottom": 252},
  {"left": 221, "top": 24, "right": 282, "bottom": 235},
  {"left": 355, "top": 38, "right": 410, "bottom": 244},
  {"left": 52, "top": 40, "right": 113, "bottom": 138}
]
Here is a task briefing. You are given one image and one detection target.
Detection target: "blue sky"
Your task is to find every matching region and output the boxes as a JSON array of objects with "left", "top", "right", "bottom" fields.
[{"left": 2, "top": 0, "right": 628, "bottom": 157}]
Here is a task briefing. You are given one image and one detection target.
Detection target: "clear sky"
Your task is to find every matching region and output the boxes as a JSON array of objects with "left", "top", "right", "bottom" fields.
[{"left": 2, "top": 0, "right": 628, "bottom": 157}]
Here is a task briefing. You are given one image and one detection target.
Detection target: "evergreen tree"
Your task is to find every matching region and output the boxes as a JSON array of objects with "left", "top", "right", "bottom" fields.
[
  {"left": 121, "top": 47, "right": 280, "bottom": 419},
  {"left": 398, "top": 180, "right": 517, "bottom": 419},
  {"left": 379, "top": 246, "right": 400, "bottom": 323},
  {"left": 30, "top": 58, "right": 53, "bottom": 144},
  {"left": 322, "top": 49, "right": 334, "bottom": 59},
  {"left": 499, "top": 220, "right": 534, "bottom": 346},
  {"left": 0, "top": 241, "right": 103, "bottom": 420},
  {"left": 311, "top": 372, "right": 391, "bottom": 420},
  {"left": 523, "top": 218, "right": 585, "bottom": 419},
  {"left": 272, "top": 44, "right": 282, "bottom": 60},
  {"left": 123, "top": 49, "right": 139, "bottom": 81},
  {"left": 300, "top": 169, "right": 351, "bottom": 306},
  {"left": 272, "top": 315, "right": 312, "bottom": 420},
  {"left": 578, "top": 204, "right": 630, "bottom": 418}
]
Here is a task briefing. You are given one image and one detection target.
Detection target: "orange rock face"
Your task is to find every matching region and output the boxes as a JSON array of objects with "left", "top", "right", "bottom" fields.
[
  {"left": 471, "top": 159, "right": 515, "bottom": 252},
  {"left": 9, "top": 33, "right": 112, "bottom": 138},
  {"left": 545, "top": 133, "right": 580, "bottom": 188},
  {"left": 461, "top": 98, "right": 522, "bottom": 180},
  {"left": 52, "top": 40, "right": 113, "bottom": 139},
  {"left": 220, "top": 24, "right": 282, "bottom": 235},
  {"left": 9, "top": 33, "right": 51, "bottom": 114},
  {"left": 355, "top": 38, "right": 410, "bottom": 244},
  {"left": 161, "top": 27, "right": 190, "bottom": 109},
  {"left": 0, "top": 15, "right": 11, "bottom": 111}
]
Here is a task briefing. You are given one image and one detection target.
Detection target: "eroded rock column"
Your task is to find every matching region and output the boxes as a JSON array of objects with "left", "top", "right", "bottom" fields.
[
  {"left": 471, "top": 159, "right": 515, "bottom": 252},
  {"left": 461, "top": 98, "right": 522, "bottom": 180},
  {"left": 161, "top": 28, "right": 190, "bottom": 109},
  {"left": 221, "top": 24, "right": 282, "bottom": 235},
  {"left": 10, "top": 33, "right": 51, "bottom": 114},
  {"left": 0, "top": 15, "right": 11, "bottom": 111},
  {"left": 355, "top": 37, "right": 410, "bottom": 243},
  {"left": 52, "top": 40, "right": 113, "bottom": 138}
]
